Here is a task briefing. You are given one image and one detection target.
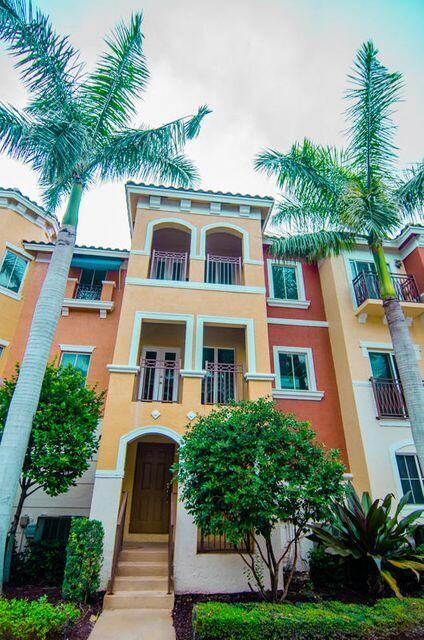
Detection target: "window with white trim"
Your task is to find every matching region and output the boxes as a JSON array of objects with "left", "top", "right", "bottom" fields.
[
  {"left": 396, "top": 454, "right": 424, "bottom": 505},
  {"left": 268, "top": 261, "right": 304, "bottom": 301},
  {"left": 277, "top": 351, "right": 309, "bottom": 390},
  {"left": 0, "top": 249, "right": 28, "bottom": 293},
  {"left": 60, "top": 352, "right": 91, "bottom": 380}
]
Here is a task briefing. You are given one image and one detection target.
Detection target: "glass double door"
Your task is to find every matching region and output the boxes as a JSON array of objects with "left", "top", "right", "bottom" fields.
[
  {"left": 140, "top": 347, "right": 180, "bottom": 402},
  {"left": 202, "top": 347, "right": 236, "bottom": 404}
]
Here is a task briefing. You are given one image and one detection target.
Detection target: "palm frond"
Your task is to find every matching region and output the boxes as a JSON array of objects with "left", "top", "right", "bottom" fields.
[
  {"left": 339, "top": 176, "right": 400, "bottom": 237},
  {"left": 271, "top": 230, "right": 357, "bottom": 262},
  {"left": 396, "top": 161, "right": 424, "bottom": 219},
  {"left": 345, "top": 40, "right": 403, "bottom": 183},
  {"left": 0, "top": 102, "right": 31, "bottom": 159},
  {"left": 0, "top": 0, "right": 81, "bottom": 110},
  {"left": 81, "top": 12, "right": 148, "bottom": 139}
]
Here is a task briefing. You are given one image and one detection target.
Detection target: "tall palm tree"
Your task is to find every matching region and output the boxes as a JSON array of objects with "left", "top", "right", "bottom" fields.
[
  {"left": 0, "top": 0, "right": 209, "bottom": 586},
  {"left": 255, "top": 41, "right": 424, "bottom": 472}
]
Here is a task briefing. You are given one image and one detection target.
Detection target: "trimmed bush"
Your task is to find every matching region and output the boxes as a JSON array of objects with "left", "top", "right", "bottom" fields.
[
  {"left": 0, "top": 596, "right": 79, "bottom": 640},
  {"left": 193, "top": 598, "right": 424, "bottom": 640},
  {"left": 11, "top": 541, "right": 67, "bottom": 586},
  {"left": 62, "top": 518, "right": 103, "bottom": 603}
]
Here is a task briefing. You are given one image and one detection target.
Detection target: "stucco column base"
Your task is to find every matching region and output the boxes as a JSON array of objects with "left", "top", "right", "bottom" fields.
[{"left": 90, "top": 474, "right": 123, "bottom": 589}]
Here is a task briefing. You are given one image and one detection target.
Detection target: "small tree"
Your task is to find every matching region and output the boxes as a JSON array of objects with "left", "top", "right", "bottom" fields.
[
  {"left": 176, "top": 398, "right": 346, "bottom": 602},
  {"left": 0, "top": 362, "right": 103, "bottom": 577}
]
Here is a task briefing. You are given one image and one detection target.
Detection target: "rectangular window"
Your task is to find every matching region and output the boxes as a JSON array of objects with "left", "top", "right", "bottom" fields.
[
  {"left": 271, "top": 264, "right": 299, "bottom": 300},
  {"left": 278, "top": 352, "right": 309, "bottom": 390},
  {"left": 60, "top": 352, "right": 91, "bottom": 379},
  {"left": 396, "top": 454, "right": 424, "bottom": 505},
  {"left": 350, "top": 260, "right": 377, "bottom": 278},
  {"left": 0, "top": 345, "right": 4, "bottom": 359},
  {"left": 369, "top": 351, "right": 399, "bottom": 380},
  {"left": 0, "top": 249, "right": 28, "bottom": 293}
]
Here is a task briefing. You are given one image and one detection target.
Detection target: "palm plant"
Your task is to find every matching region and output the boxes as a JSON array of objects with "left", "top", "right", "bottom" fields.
[
  {"left": 309, "top": 484, "right": 424, "bottom": 598},
  {"left": 255, "top": 41, "right": 424, "bottom": 471},
  {"left": 0, "top": 0, "right": 209, "bottom": 587}
]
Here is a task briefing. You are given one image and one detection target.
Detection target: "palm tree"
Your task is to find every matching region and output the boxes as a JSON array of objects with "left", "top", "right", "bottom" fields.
[
  {"left": 0, "top": 0, "right": 209, "bottom": 587},
  {"left": 255, "top": 41, "right": 424, "bottom": 472}
]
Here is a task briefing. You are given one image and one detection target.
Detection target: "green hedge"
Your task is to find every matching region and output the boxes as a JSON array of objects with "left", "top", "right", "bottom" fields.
[
  {"left": 193, "top": 598, "right": 424, "bottom": 640},
  {"left": 0, "top": 596, "right": 79, "bottom": 640},
  {"left": 62, "top": 518, "right": 103, "bottom": 603}
]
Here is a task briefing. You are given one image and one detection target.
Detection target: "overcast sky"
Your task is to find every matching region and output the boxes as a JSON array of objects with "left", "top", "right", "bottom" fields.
[{"left": 1, "top": 0, "right": 423, "bottom": 249}]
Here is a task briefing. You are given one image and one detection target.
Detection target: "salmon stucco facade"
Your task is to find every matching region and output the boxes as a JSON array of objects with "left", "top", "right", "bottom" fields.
[{"left": 0, "top": 184, "right": 423, "bottom": 602}]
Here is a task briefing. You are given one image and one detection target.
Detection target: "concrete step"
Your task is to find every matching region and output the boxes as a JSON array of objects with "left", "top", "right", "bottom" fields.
[
  {"left": 114, "top": 575, "right": 168, "bottom": 591},
  {"left": 123, "top": 541, "right": 167, "bottom": 549},
  {"left": 103, "top": 591, "right": 174, "bottom": 610},
  {"left": 119, "top": 548, "right": 168, "bottom": 563},
  {"left": 117, "top": 561, "right": 167, "bottom": 577}
]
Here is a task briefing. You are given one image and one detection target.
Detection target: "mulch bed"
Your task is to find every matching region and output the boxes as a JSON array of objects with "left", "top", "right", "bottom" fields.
[
  {"left": 172, "top": 590, "right": 424, "bottom": 640},
  {"left": 3, "top": 585, "right": 104, "bottom": 640}
]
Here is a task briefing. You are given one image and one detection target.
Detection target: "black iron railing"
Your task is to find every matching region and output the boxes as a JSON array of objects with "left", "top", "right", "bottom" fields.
[
  {"left": 353, "top": 272, "right": 420, "bottom": 306},
  {"left": 75, "top": 283, "right": 102, "bottom": 300},
  {"left": 370, "top": 377, "right": 408, "bottom": 419}
]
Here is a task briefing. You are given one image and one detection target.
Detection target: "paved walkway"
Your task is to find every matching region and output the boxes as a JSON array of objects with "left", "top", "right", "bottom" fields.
[{"left": 88, "top": 609, "right": 175, "bottom": 640}]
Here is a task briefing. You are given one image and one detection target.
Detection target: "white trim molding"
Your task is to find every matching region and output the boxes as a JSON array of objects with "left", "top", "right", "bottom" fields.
[
  {"left": 107, "top": 364, "right": 140, "bottom": 374},
  {"left": 6, "top": 241, "right": 34, "bottom": 261},
  {"left": 129, "top": 311, "right": 194, "bottom": 369},
  {"left": 0, "top": 285, "right": 21, "bottom": 301},
  {"left": 0, "top": 338, "right": 10, "bottom": 347},
  {"left": 272, "top": 345, "right": 324, "bottom": 401},
  {"left": 115, "top": 425, "right": 182, "bottom": 475},
  {"left": 180, "top": 369, "right": 206, "bottom": 378},
  {"left": 59, "top": 344, "right": 95, "bottom": 353},
  {"left": 266, "top": 258, "right": 308, "bottom": 304},
  {"left": 125, "top": 277, "right": 265, "bottom": 295},
  {"left": 62, "top": 298, "right": 114, "bottom": 318},
  {"left": 195, "top": 315, "right": 256, "bottom": 373},
  {"left": 141, "top": 216, "right": 198, "bottom": 257},
  {"left": 199, "top": 222, "right": 251, "bottom": 261},
  {"left": 267, "top": 298, "right": 311, "bottom": 309},
  {"left": 244, "top": 372, "right": 275, "bottom": 381},
  {"left": 359, "top": 340, "right": 421, "bottom": 361},
  {"left": 267, "top": 317, "right": 329, "bottom": 328}
]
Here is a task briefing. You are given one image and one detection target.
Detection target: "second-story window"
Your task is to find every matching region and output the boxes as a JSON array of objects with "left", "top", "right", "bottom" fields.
[
  {"left": 75, "top": 269, "right": 106, "bottom": 300},
  {"left": 60, "top": 351, "right": 91, "bottom": 380},
  {"left": 271, "top": 263, "right": 299, "bottom": 300},
  {"left": 277, "top": 351, "right": 310, "bottom": 390},
  {"left": 0, "top": 249, "right": 28, "bottom": 294}
]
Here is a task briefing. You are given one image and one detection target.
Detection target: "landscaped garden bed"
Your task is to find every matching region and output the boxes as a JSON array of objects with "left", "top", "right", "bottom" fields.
[{"left": 191, "top": 598, "right": 424, "bottom": 640}]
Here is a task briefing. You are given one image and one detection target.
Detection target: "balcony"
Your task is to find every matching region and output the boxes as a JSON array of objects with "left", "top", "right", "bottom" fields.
[
  {"left": 370, "top": 377, "right": 408, "bottom": 419},
  {"left": 62, "top": 277, "right": 115, "bottom": 318},
  {"left": 201, "top": 361, "right": 245, "bottom": 405},
  {"left": 149, "top": 249, "right": 188, "bottom": 282},
  {"left": 137, "top": 356, "right": 181, "bottom": 403},
  {"left": 205, "top": 254, "right": 243, "bottom": 285},
  {"left": 75, "top": 283, "right": 102, "bottom": 300},
  {"left": 352, "top": 272, "right": 423, "bottom": 321}
]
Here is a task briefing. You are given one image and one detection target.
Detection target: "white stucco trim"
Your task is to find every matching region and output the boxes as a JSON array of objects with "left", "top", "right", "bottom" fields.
[
  {"left": 379, "top": 419, "right": 411, "bottom": 428},
  {"left": 198, "top": 222, "right": 251, "bottom": 260},
  {"left": 267, "top": 298, "right": 311, "bottom": 309},
  {"left": 273, "top": 345, "right": 323, "bottom": 398},
  {"left": 180, "top": 369, "right": 206, "bottom": 378},
  {"left": 142, "top": 217, "right": 198, "bottom": 257},
  {"left": 129, "top": 311, "right": 194, "bottom": 369},
  {"left": 244, "top": 372, "right": 275, "bottom": 381},
  {"left": 195, "top": 315, "right": 256, "bottom": 373},
  {"left": 388, "top": 439, "right": 424, "bottom": 508},
  {"left": 359, "top": 340, "right": 421, "bottom": 361},
  {"left": 125, "top": 277, "right": 265, "bottom": 295},
  {"left": 115, "top": 425, "right": 182, "bottom": 475},
  {"left": 0, "top": 285, "right": 21, "bottom": 301},
  {"left": 59, "top": 344, "right": 96, "bottom": 353},
  {"left": 267, "top": 317, "right": 329, "bottom": 328},
  {"left": 107, "top": 364, "right": 140, "bottom": 374},
  {"left": 6, "top": 241, "right": 34, "bottom": 261},
  {"left": 266, "top": 258, "right": 307, "bottom": 301},
  {"left": 0, "top": 245, "right": 30, "bottom": 296},
  {"left": 0, "top": 338, "right": 10, "bottom": 347},
  {"left": 272, "top": 389, "right": 325, "bottom": 401}
]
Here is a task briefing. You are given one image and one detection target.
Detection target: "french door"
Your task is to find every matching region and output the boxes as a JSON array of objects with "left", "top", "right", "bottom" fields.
[
  {"left": 139, "top": 347, "right": 180, "bottom": 402},
  {"left": 202, "top": 347, "right": 236, "bottom": 404}
]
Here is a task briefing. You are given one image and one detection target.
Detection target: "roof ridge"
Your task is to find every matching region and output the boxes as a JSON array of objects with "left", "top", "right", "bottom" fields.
[{"left": 126, "top": 181, "right": 274, "bottom": 202}]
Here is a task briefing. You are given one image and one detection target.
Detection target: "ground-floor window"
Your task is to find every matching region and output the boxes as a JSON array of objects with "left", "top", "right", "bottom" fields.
[{"left": 395, "top": 453, "right": 424, "bottom": 504}]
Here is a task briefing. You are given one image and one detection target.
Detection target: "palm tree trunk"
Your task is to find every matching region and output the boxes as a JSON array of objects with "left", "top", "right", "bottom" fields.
[
  {"left": 371, "top": 244, "right": 424, "bottom": 472},
  {"left": 384, "top": 297, "right": 424, "bottom": 470},
  {"left": 0, "top": 182, "right": 82, "bottom": 590}
]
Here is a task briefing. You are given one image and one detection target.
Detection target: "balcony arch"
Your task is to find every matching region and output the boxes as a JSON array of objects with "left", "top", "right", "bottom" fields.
[
  {"left": 116, "top": 425, "right": 181, "bottom": 476},
  {"left": 199, "top": 222, "right": 250, "bottom": 261},
  {"left": 143, "top": 217, "right": 197, "bottom": 257},
  {"left": 202, "top": 225, "right": 245, "bottom": 286},
  {"left": 148, "top": 220, "right": 194, "bottom": 282}
]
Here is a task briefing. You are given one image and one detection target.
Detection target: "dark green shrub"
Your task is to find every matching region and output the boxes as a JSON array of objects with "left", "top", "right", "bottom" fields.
[
  {"left": 193, "top": 598, "right": 424, "bottom": 640},
  {"left": 308, "top": 545, "right": 354, "bottom": 590},
  {"left": 10, "top": 541, "right": 67, "bottom": 586},
  {"left": 0, "top": 596, "right": 79, "bottom": 640},
  {"left": 62, "top": 518, "right": 103, "bottom": 603}
]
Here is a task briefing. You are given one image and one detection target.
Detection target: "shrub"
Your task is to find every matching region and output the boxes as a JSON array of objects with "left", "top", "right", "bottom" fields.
[
  {"left": 193, "top": 598, "right": 424, "bottom": 640},
  {"left": 10, "top": 540, "right": 67, "bottom": 586},
  {"left": 0, "top": 596, "right": 79, "bottom": 640},
  {"left": 308, "top": 545, "right": 354, "bottom": 590},
  {"left": 62, "top": 518, "right": 103, "bottom": 603}
]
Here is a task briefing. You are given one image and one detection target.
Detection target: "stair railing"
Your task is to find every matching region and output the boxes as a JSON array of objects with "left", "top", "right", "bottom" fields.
[
  {"left": 107, "top": 491, "right": 128, "bottom": 594},
  {"left": 167, "top": 491, "right": 176, "bottom": 594}
]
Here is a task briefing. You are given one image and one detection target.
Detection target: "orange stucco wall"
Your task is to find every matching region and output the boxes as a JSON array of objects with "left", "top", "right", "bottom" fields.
[{"left": 404, "top": 246, "right": 424, "bottom": 295}]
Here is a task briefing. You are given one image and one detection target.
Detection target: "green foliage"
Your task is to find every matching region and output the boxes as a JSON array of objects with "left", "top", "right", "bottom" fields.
[
  {"left": 0, "top": 363, "right": 102, "bottom": 497},
  {"left": 175, "top": 398, "right": 345, "bottom": 600},
  {"left": 62, "top": 518, "right": 103, "bottom": 603},
  {"left": 193, "top": 598, "right": 424, "bottom": 640},
  {"left": 255, "top": 41, "right": 423, "bottom": 263},
  {"left": 309, "top": 484, "right": 424, "bottom": 598},
  {"left": 10, "top": 540, "right": 67, "bottom": 586},
  {"left": 0, "top": 595, "right": 79, "bottom": 640},
  {"left": 308, "top": 545, "right": 355, "bottom": 591},
  {"left": 0, "top": 1, "right": 210, "bottom": 212}
]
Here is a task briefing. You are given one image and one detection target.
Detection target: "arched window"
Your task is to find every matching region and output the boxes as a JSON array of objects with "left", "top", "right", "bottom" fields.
[
  {"left": 149, "top": 226, "right": 191, "bottom": 281},
  {"left": 204, "top": 230, "right": 243, "bottom": 285}
]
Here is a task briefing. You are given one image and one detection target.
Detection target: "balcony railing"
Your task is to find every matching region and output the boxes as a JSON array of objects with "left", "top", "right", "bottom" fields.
[
  {"left": 202, "top": 361, "right": 245, "bottom": 405},
  {"left": 205, "top": 254, "right": 242, "bottom": 285},
  {"left": 137, "top": 358, "right": 181, "bottom": 403},
  {"left": 75, "top": 283, "right": 102, "bottom": 300},
  {"left": 149, "top": 250, "right": 188, "bottom": 281},
  {"left": 353, "top": 271, "right": 420, "bottom": 307},
  {"left": 370, "top": 377, "right": 408, "bottom": 419}
]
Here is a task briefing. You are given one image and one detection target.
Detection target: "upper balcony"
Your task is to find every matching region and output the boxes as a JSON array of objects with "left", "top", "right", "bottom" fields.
[
  {"left": 352, "top": 271, "right": 423, "bottom": 321},
  {"left": 62, "top": 267, "right": 118, "bottom": 318}
]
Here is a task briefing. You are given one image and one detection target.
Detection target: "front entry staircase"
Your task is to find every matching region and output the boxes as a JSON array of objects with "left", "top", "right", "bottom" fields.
[{"left": 104, "top": 541, "right": 174, "bottom": 610}]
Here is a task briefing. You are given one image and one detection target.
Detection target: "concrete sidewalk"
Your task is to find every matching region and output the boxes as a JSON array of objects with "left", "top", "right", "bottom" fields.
[{"left": 88, "top": 609, "right": 175, "bottom": 640}]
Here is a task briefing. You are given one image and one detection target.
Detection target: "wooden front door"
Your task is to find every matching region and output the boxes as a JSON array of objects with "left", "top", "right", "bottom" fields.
[{"left": 129, "top": 443, "right": 174, "bottom": 534}]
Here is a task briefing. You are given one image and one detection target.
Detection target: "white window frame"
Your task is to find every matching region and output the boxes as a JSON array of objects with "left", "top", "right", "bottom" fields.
[
  {"left": 395, "top": 452, "right": 424, "bottom": 506},
  {"left": 272, "top": 345, "right": 324, "bottom": 401},
  {"left": 266, "top": 259, "right": 310, "bottom": 309},
  {"left": 0, "top": 247, "right": 30, "bottom": 299},
  {"left": 59, "top": 349, "right": 92, "bottom": 380}
]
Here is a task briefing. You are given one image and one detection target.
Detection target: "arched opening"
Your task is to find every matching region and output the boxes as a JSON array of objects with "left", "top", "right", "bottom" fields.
[
  {"left": 204, "top": 230, "right": 243, "bottom": 285},
  {"left": 149, "top": 225, "right": 191, "bottom": 281}
]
